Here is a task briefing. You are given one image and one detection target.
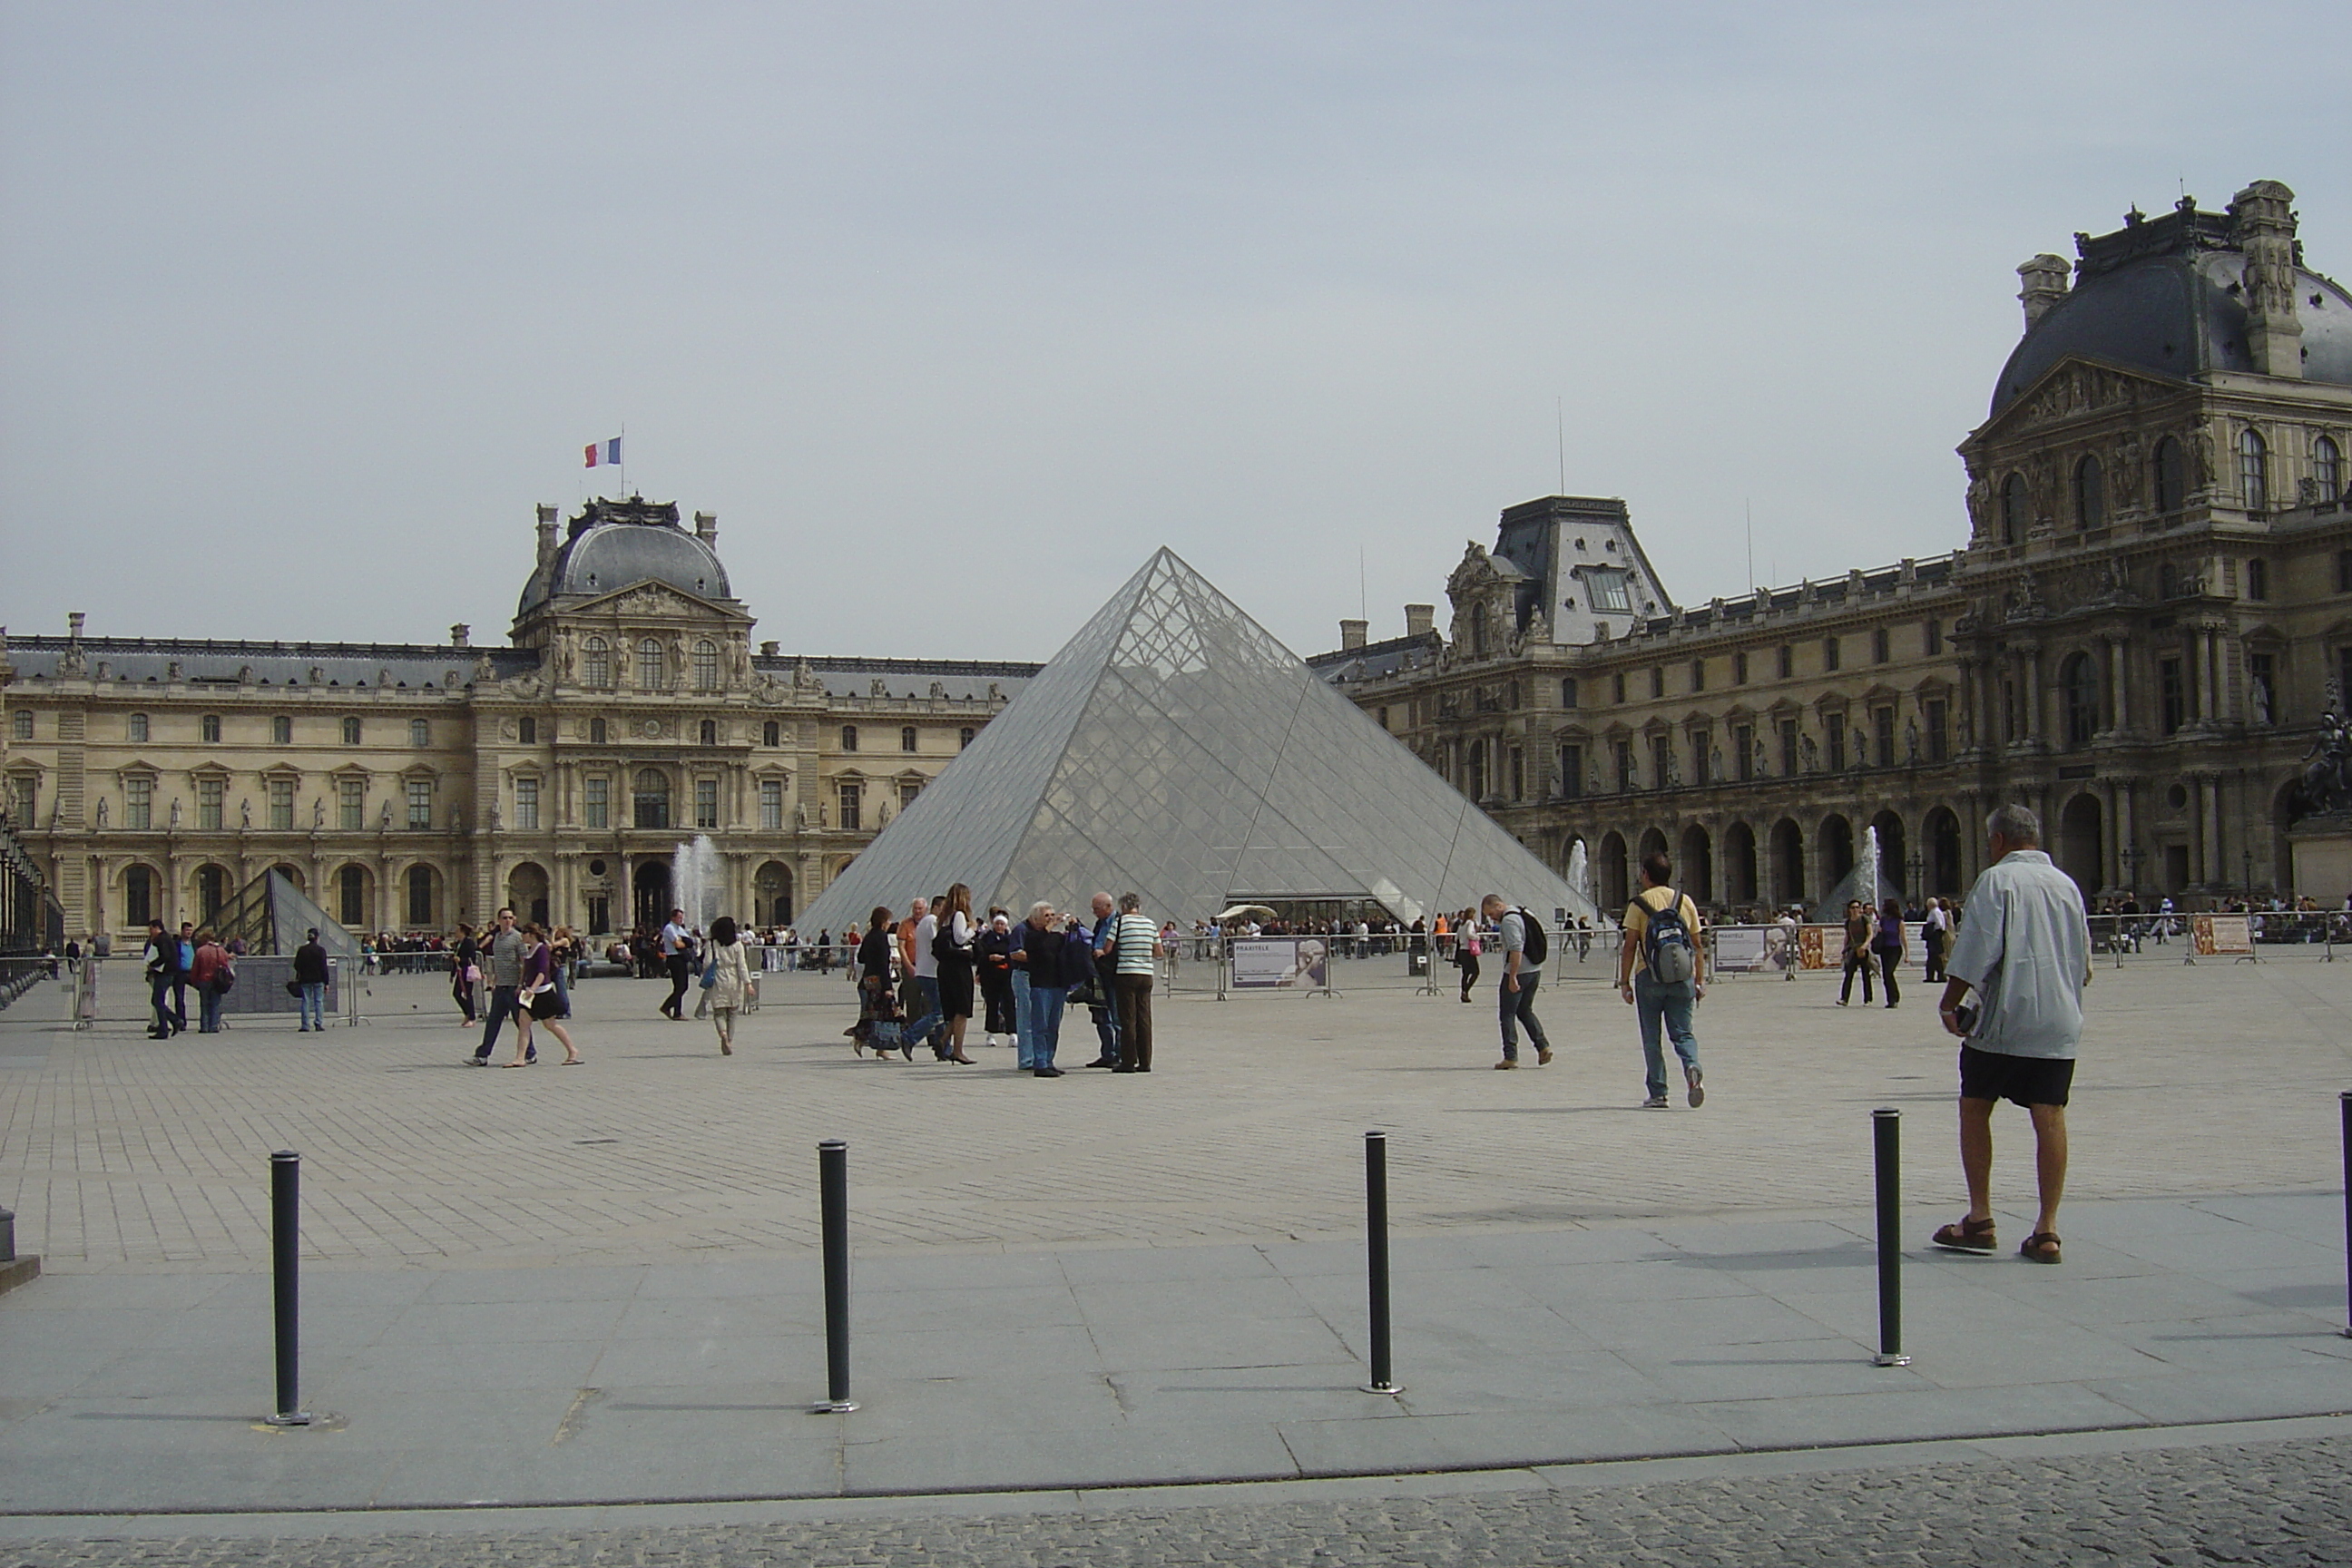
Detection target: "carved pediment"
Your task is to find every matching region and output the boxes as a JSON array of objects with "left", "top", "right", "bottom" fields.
[
  {"left": 565, "top": 582, "right": 749, "bottom": 623},
  {"left": 1979, "top": 355, "right": 2187, "bottom": 440}
]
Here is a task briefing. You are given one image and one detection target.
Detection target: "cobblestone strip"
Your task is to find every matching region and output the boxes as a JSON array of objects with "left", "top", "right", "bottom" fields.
[{"left": 5, "top": 1434, "right": 2348, "bottom": 1566}]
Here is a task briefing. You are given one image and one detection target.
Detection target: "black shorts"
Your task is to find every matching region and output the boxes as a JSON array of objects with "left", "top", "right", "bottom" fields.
[{"left": 1958, "top": 1044, "right": 2074, "bottom": 1109}]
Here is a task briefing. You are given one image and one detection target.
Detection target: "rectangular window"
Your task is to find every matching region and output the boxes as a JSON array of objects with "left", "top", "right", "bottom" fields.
[
  {"left": 1690, "top": 659, "right": 1706, "bottom": 692},
  {"left": 1873, "top": 627, "right": 1891, "bottom": 663},
  {"left": 1827, "top": 712, "right": 1847, "bottom": 771},
  {"left": 1615, "top": 740, "right": 1635, "bottom": 792},
  {"left": 1509, "top": 747, "right": 1524, "bottom": 801},
  {"left": 338, "top": 777, "right": 364, "bottom": 830},
  {"left": 1777, "top": 644, "right": 1793, "bottom": 680},
  {"left": 1925, "top": 619, "right": 1944, "bottom": 656},
  {"left": 2246, "top": 558, "right": 2269, "bottom": 601},
  {"left": 7, "top": 773, "right": 33, "bottom": 825},
  {"left": 2249, "top": 652, "right": 2278, "bottom": 723},
  {"left": 841, "top": 726, "right": 858, "bottom": 751},
  {"left": 127, "top": 776, "right": 153, "bottom": 829},
  {"left": 1557, "top": 743, "right": 1583, "bottom": 799},
  {"left": 1734, "top": 723, "right": 1754, "bottom": 782},
  {"left": 1824, "top": 637, "right": 1841, "bottom": 672},
  {"left": 1691, "top": 729, "right": 1712, "bottom": 786},
  {"left": 519, "top": 716, "right": 537, "bottom": 745},
  {"left": 1779, "top": 718, "right": 1799, "bottom": 775},
  {"left": 763, "top": 720, "right": 781, "bottom": 747},
  {"left": 271, "top": 715, "right": 292, "bottom": 745},
  {"left": 1732, "top": 651, "right": 1749, "bottom": 685},
  {"left": 1650, "top": 666, "right": 1665, "bottom": 699},
  {"left": 1587, "top": 568, "right": 1632, "bottom": 612},
  {"left": 2159, "top": 661, "right": 2184, "bottom": 735},
  {"left": 129, "top": 712, "right": 149, "bottom": 742},
  {"left": 584, "top": 775, "right": 609, "bottom": 829},
  {"left": 1560, "top": 677, "right": 1578, "bottom": 709},
  {"left": 198, "top": 777, "right": 224, "bottom": 830},
  {"left": 2338, "top": 549, "right": 2352, "bottom": 593},
  {"left": 1651, "top": 734, "right": 1672, "bottom": 788},
  {"left": 900, "top": 726, "right": 917, "bottom": 752},
  {"left": 201, "top": 714, "right": 222, "bottom": 744},
  {"left": 838, "top": 781, "right": 862, "bottom": 833},
  {"left": 760, "top": 778, "right": 784, "bottom": 830},
  {"left": 269, "top": 778, "right": 294, "bottom": 829},
  {"left": 695, "top": 777, "right": 719, "bottom": 830},
  {"left": 898, "top": 780, "right": 922, "bottom": 812},
  {"left": 1873, "top": 707, "right": 1895, "bottom": 768},
  {"left": 407, "top": 778, "right": 433, "bottom": 829},
  {"left": 515, "top": 776, "right": 540, "bottom": 830},
  {"left": 1926, "top": 700, "right": 1948, "bottom": 762},
  {"left": 1612, "top": 671, "right": 1626, "bottom": 705}
]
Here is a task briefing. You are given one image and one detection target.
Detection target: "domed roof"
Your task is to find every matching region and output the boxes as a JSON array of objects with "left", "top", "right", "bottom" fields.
[
  {"left": 1991, "top": 193, "right": 2352, "bottom": 416},
  {"left": 516, "top": 497, "right": 733, "bottom": 619}
]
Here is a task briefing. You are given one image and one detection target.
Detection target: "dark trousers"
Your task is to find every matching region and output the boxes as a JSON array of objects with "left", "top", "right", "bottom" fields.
[
  {"left": 1456, "top": 952, "right": 1480, "bottom": 1000},
  {"left": 170, "top": 978, "right": 188, "bottom": 1032},
  {"left": 1113, "top": 974, "right": 1153, "bottom": 1071},
  {"left": 475, "top": 985, "right": 533, "bottom": 1060},
  {"left": 1839, "top": 949, "right": 1874, "bottom": 1004},
  {"left": 662, "top": 954, "right": 691, "bottom": 1017},
  {"left": 1497, "top": 969, "right": 1551, "bottom": 1060},
  {"left": 150, "top": 973, "right": 177, "bottom": 1034},
  {"left": 1922, "top": 930, "right": 1945, "bottom": 983},
  {"left": 1876, "top": 948, "right": 1900, "bottom": 1006}
]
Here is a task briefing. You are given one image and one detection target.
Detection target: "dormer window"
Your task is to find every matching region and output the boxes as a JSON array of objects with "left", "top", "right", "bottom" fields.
[{"left": 1583, "top": 568, "right": 1632, "bottom": 612}]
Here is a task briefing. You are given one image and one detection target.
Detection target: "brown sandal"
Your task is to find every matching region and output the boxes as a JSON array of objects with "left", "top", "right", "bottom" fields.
[
  {"left": 2019, "top": 1232, "right": 2063, "bottom": 1265},
  {"left": 1931, "top": 1214, "right": 1997, "bottom": 1252}
]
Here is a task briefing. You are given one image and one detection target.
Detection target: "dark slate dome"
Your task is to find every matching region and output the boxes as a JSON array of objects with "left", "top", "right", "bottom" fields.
[
  {"left": 516, "top": 497, "right": 732, "bottom": 618},
  {"left": 1990, "top": 193, "right": 2352, "bottom": 417}
]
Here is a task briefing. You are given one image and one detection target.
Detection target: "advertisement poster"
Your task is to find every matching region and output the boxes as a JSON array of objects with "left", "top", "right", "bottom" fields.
[
  {"left": 1797, "top": 925, "right": 1846, "bottom": 971},
  {"left": 1711, "top": 927, "right": 1770, "bottom": 973},
  {"left": 1230, "top": 937, "right": 1330, "bottom": 989},
  {"left": 2191, "top": 914, "right": 2253, "bottom": 956}
]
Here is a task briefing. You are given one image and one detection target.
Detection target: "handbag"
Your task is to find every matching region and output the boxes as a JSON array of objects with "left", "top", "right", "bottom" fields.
[
  {"left": 700, "top": 960, "right": 720, "bottom": 990},
  {"left": 284, "top": 978, "right": 301, "bottom": 997}
]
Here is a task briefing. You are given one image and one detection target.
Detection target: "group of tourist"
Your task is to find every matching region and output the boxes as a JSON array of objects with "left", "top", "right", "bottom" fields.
[
  {"left": 136, "top": 918, "right": 331, "bottom": 1035},
  {"left": 845, "top": 887, "right": 1161, "bottom": 1078},
  {"left": 459, "top": 907, "right": 583, "bottom": 1068}
]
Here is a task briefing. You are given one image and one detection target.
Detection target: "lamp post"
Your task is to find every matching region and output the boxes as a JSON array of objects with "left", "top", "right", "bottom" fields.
[
  {"left": 1904, "top": 849, "right": 1924, "bottom": 904},
  {"left": 2122, "top": 841, "right": 2144, "bottom": 897}
]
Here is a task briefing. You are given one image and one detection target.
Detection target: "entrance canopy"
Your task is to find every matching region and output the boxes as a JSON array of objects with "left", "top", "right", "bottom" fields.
[{"left": 799, "top": 548, "right": 1592, "bottom": 936}]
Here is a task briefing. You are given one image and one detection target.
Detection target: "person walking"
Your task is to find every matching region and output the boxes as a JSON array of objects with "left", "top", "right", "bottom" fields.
[
  {"left": 1872, "top": 897, "right": 1907, "bottom": 1009},
  {"left": 899, "top": 897, "right": 951, "bottom": 1060},
  {"left": 1931, "top": 805, "right": 2092, "bottom": 1267},
  {"left": 1107, "top": 892, "right": 1158, "bottom": 1073},
  {"left": 190, "top": 929, "right": 230, "bottom": 1034},
  {"left": 1482, "top": 893, "right": 1553, "bottom": 1070},
  {"left": 704, "top": 915, "right": 751, "bottom": 1056},
  {"left": 1616, "top": 851, "right": 1706, "bottom": 1109},
  {"left": 976, "top": 909, "right": 1017, "bottom": 1047},
  {"left": 1454, "top": 918, "right": 1482, "bottom": 1003},
  {"left": 466, "top": 908, "right": 529, "bottom": 1063},
  {"left": 1921, "top": 897, "right": 1952, "bottom": 982},
  {"left": 657, "top": 906, "right": 693, "bottom": 1020},
  {"left": 1012, "top": 903, "right": 1068, "bottom": 1077},
  {"left": 450, "top": 922, "right": 481, "bottom": 1024},
  {"left": 293, "top": 927, "right": 331, "bottom": 1033},
  {"left": 142, "top": 919, "right": 181, "bottom": 1038},
  {"left": 1837, "top": 900, "right": 1876, "bottom": 1006}
]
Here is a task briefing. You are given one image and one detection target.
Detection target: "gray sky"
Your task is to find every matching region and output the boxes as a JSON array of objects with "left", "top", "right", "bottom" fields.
[{"left": 4, "top": 3, "right": 2346, "bottom": 662}]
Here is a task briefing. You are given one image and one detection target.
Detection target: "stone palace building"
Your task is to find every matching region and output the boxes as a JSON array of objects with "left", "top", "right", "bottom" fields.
[
  {"left": 1313, "top": 180, "right": 2352, "bottom": 914},
  {"left": 0, "top": 498, "right": 1037, "bottom": 944}
]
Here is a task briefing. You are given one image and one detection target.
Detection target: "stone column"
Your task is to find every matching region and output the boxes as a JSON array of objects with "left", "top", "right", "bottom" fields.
[
  {"left": 2114, "top": 780, "right": 2137, "bottom": 894},
  {"left": 2103, "top": 631, "right": 2131, "bottom": 736},
  {"left": 2207, "top": 628, "right": 2228, "bottom": 724},
  {"left": 2205, "top": 772, "right": 2227, "bottom": 889},
  {"left": 2015, "top": 642, "right": 2043, "bottom": 748}
]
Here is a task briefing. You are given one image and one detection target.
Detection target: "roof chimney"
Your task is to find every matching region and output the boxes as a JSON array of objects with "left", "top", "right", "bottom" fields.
[
  {"left": 694, "top": 510, "right": 718, "bottom": 546},
  {"left": 760, "top": 640, "right": 779, "bottom": 658},
  {"left": 2230, "top": 180, "right": 2303, "bottom": 379},
  {"left": 2016, "top": 254, "right": 2070, "bottom": 328},
  {"left": 450, "top": 624, "right": 470, "bottom": 648},
  {"left": 1339, "top": 619, "right": 1367, "bottom": 651},
  {"left": 66, "top": 612, "right": 85, "bottom": 642},
  {"left": 534, "top": 504, "right": 559, "bottom": 570},
  {"left": 1404, "top": 603, "right": 1435, "bottom": 637}
]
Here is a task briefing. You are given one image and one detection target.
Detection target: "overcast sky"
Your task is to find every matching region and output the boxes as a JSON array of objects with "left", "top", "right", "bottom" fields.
[{"left": 4, "top": 3, "right": 2346, "bottom": 663}]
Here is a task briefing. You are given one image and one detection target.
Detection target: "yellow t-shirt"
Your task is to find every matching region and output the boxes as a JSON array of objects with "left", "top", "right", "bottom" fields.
[{"left": 1622, "top": 886, "right": 1702, "bottom": 976}]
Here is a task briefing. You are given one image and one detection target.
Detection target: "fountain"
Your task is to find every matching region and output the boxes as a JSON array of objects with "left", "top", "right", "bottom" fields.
[
  {"left": 1565, "top": 838, "right": 1595, "bottom": 919},
  {"left": 1809, "top": 823, "right": 1896, "bottom": 922},
  {"left": 672, "top": 834, "right": 724, "bottom": 932}
]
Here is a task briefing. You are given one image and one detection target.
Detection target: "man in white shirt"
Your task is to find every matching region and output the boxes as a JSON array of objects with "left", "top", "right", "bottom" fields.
[
  {"left": 903, "top": 897, "right": 946, "bottom": 1058},
  {"left": 658, "top": 907, "right": 693, "bottom": 1020},
  {"left": 1932, "top": 805, "right": 2092, "bottom": 1266}
]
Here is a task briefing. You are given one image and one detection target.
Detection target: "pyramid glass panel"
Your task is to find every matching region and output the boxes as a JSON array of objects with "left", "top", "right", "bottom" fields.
[{"left": 798, "top": 549, "right": 1596, "bottom": 935}]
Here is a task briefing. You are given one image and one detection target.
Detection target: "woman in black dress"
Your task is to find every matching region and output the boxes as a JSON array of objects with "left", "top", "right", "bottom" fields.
[
  {"left": 935, "top": 882, "right": 978, "bottom": 1063},
  {"left": 855, "top": 906, "right": 910, "bottom": 1060}
]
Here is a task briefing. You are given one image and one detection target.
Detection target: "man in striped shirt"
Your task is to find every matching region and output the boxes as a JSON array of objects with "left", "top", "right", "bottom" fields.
[{"left": 1107, "top": 892, "right": 1160, "bottom": 1073}]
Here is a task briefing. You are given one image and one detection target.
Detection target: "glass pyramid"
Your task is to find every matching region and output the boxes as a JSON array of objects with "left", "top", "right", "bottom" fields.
[{"left": 797, "top": 549, "right": 1594, "bottom": 934}]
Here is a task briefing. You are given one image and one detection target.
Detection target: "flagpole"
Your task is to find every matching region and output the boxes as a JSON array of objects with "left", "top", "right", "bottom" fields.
[{"left": 620, "top": 421, "right": 627, "bottom": 498}]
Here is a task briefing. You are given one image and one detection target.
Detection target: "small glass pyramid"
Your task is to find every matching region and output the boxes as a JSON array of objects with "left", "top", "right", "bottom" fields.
[{"left": 798, "top": 549, "right": 1594, "bottom": 933}]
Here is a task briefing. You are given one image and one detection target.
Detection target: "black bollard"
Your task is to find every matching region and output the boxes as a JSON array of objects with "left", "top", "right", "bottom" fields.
[
  {"left": 1871, "top": 1109, "right": 1910, "bottom": 1367},
  {"left": 1360, "top": 1130, "right": 1403, "bottom": 1395},
  {"left": 263, "top": 1151, "right": 311, "bottom": 1425},
  {"left": 814, "top": 1139, "right": 858, "bottom": 1412},
  {"left": 2341, "top": 1093, "right": 2351, "bottom": 1339}
]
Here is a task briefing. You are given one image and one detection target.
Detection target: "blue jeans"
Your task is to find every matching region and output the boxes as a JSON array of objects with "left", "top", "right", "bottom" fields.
[
  {"left": 1635, "top": 971, "right": 1700, "bottom": 1099},
  {"left": 1088, "top": 999, "right": 1118, "bottom": 1061},
  {"left": 1012, "top": 971, "right": 1034, "bottom": 1067},
  {"left": 1028, "top": 985, "right": 1066, "bottom": 1069},
  {"left": 904, "top": 975, "right": 944, "bottom": 1054},
  {"left": 200, "top": 987, "right": 223, "bottom": 1032},
  {"left": 299, "top": 982, "right": 327, "bottom": 1030},
  {"left": 1497, "top": 968, "right": 1550, "bottom": 1060},
  {"left": 150, "top": 974, "right": 176, "bottom": 1034}
]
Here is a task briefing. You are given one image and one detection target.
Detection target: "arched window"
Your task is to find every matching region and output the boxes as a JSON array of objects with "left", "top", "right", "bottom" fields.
[
  {"left": 583, "top": 638, "right": 611, "bottom": 688},
  {"left": 637, "top": 638, "right": 664, "bottom": 690},
  {"left": 407, "top": 864, "right": 435, "bottom": 927},
  {"left": 124, "top": 864, "right": 154, "bottom": 926},
  {"left": 698, "top": 719, "right": 718, "bottom": 746},
  {"left": 2000, "top": 474, "right": 2028, "bottom": 544},
  {"left": 129, "top": 712, "right": 150, "bottom": 742},
  {"left": 2239, "top": 427, "right": 2269, "bottom": 513},
  {"left": 840, "top": 725, "right": 858, "bottom": 752},
  {"left": 340, "top": 716, "right": 361, "bottom": 746},
  {"left": 589, "top": 717, "right": 608, "bottom": 745},
  {"left": 196, "top": 864, "right": 230, "bottom": 924},
  {"left": 2152, "top": 436, "right": 2186, "bottom": 513},
  {"left": 632, "top": 768, "right": 671, "bottom": 829},
  {"left": 338, "top": 865, "right": 368, "bottom": 926},
  {"left": 409, "top": 719, "right": 430, "bottom": 748},
  {"left": 2060, "top": 652, "right": 2098, "bottom": 746},
  {"left": 2317, "top": 436, "right": 2343, "bottom": 502},
  {"left": 692, "top": 640, "right": 720, "bottom": 691},
  {"left": 2073, "top": 455, "right": 2104, "bottom": 530}
]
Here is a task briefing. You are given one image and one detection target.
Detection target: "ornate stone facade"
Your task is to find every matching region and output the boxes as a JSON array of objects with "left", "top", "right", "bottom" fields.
[
  {"left": 0, "top": 498, "right": 1037, "bottom": 942},
  {"left": 1316, "top": 181, "right": 2352, "bottom": 912}
]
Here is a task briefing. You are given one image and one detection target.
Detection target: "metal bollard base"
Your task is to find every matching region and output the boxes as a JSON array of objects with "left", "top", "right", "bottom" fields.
[
  {"left": 263, "top": 1410, "right": 313, "bottom": 1426},
  {"left": 1872, "top": 1353, "right": 1912, "bottom": 1367},
  {"left": 1358, "top": 1381, "right": 1406, "bottom": 1396},
  {"left": 810, "top": 1399, "right": 860, "bottom": 1414}
]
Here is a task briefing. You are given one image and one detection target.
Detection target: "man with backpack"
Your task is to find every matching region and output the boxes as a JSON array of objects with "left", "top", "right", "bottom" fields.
[
  {"left": 1480, "top": 893, "right": 1553, "bottom": 1069},
  {"left": 1616, "top": 850, "right": 1707, "bottom": 1109}
]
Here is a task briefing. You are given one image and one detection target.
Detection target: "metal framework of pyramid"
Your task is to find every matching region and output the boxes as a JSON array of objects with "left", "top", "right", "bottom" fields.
[{"left": 798, "top": 549, "right": 1594, "bottom": 934}]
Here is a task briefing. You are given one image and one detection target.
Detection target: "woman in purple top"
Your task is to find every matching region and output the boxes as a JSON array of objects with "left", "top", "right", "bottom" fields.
[
  {"left": 1870, "top": 897, "right": 1907, "bottom": 1010},
  {"left": 504, "top": 924, "right": 583, "bottom": 1065}
]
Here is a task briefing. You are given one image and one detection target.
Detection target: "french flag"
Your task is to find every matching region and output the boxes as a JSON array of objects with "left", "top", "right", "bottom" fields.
[{"left": 584, "top": 436, "right": 622, "bottom": 467}]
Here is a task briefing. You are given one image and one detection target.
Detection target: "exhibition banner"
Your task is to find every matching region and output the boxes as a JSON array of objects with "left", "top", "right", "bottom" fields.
[
  {"left": 1230, "top": 936, "right": 1331, "bottom": 990},
  {"left": 2192, "top": 914, "right": 2253, "bottom": 956}
]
